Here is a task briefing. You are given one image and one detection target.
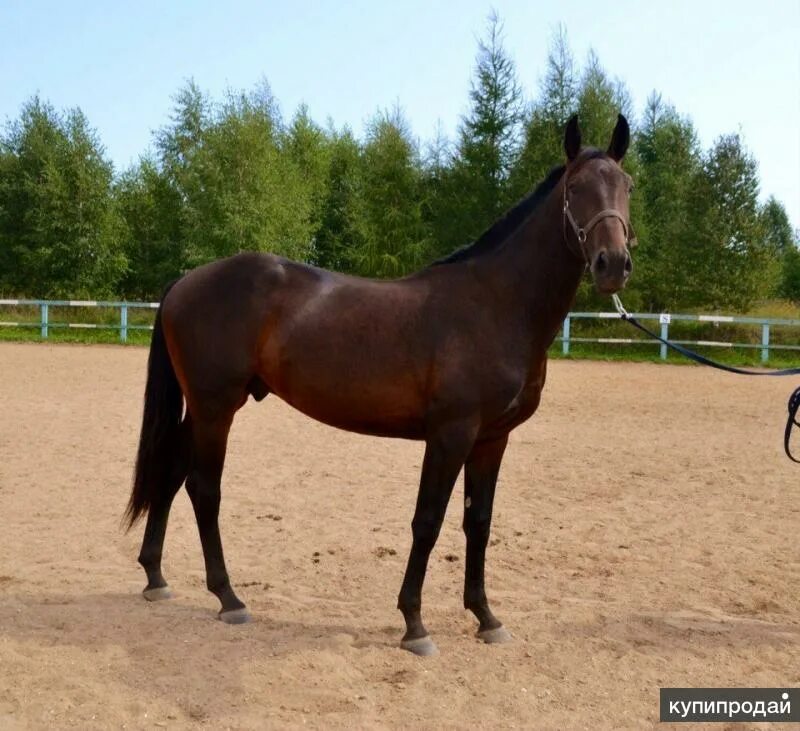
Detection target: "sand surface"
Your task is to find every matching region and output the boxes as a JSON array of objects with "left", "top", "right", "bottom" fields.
[{"left": 0, "top": 342, "right": 798, "bottom": 730}]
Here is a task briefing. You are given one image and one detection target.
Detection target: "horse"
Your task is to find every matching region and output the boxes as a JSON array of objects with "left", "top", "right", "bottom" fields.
[{"left": 125, "top": 114, "right": 635, "bottom": 656}]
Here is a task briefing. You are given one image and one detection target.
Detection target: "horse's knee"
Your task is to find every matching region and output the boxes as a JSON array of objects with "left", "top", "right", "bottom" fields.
[{"left": 411, "top": 516, "right": 442, "bottom": 553}]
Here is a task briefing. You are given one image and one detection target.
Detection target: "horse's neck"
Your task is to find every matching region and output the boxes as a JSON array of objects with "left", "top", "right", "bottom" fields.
[{"left": 490, "top": 189, "right": 586, "bottom": 344}]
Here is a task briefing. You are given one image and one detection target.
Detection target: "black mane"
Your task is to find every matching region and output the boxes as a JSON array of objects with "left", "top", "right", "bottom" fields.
[
  {"left": 433, "top": 148, "right": 607, "bottom": 266},
  {"left": 432, "top": 165, "right": 566, "bottom": 266}
]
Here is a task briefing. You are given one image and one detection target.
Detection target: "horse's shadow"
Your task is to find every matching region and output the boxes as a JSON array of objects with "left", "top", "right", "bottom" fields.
[
  {"left": 0, "top": 587, "right": 402, "bottom": 717},
  {"left": 1, "top": 587, "right": 400, "bottom": 644}
]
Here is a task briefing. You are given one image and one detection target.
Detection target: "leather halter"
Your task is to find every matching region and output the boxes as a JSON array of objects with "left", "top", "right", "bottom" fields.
[{"left": 562, "top": 177, "right": 636, "bottom": 266}]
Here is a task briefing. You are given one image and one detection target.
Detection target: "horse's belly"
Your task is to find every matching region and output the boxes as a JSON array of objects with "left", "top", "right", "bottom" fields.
[
  {"left": 260, "top": 343, "right": 428, "bottom": 439},
  {"left": 274, "top": 378, "right": 427, "bottom": 439}
]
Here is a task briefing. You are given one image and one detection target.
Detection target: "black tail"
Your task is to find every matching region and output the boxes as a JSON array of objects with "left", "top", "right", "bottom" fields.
[{"left": 124, "top": 281, "right": 184, "bottom": 529}]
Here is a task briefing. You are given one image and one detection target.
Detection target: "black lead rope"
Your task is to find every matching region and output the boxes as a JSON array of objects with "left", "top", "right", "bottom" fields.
[
  {"left": 786, "top": 388, "right": 800, "bottom": 464},
  {"left": 609, "top": 296, "right": 800, "bottom": 462}
]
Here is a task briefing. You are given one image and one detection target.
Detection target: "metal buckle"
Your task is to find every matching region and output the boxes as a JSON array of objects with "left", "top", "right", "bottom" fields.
[{"left": 611, "top": 294, "right": 629, "bottom": 319}]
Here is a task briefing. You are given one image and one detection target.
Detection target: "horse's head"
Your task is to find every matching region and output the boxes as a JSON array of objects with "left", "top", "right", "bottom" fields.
[{"left": 562, "top": 114, "right": 634, "bottom": 295}]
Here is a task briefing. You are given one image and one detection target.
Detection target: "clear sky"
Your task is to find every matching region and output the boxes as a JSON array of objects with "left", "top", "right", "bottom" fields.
[{"left": 2, "top": 0, "right": 798, "bottom": 228}]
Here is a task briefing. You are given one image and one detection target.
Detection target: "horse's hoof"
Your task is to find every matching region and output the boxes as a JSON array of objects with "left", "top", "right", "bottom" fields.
[
  {"left": 219, "top": 607, "right": 252, "bottom": 625},
  {"left": 477, "top": 625, "right": 512, "bottom": 644},
  {"left": 400, "top": 635, "right": 439, "bottom": 656},
  {"left": 142, "top": 586, "right": 173, "bottom": 602}
]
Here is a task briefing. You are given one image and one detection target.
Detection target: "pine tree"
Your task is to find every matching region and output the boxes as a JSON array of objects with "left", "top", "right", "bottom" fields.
[
  {"left": 577, "top": 51, "right": 632, "bottom": 145},
  {"left": 444, "top": 11, "right": 523, "bottom": 252},
  {"left": 355, "top": 106, "right": 430, "bottom": 277},
  {"left": 510, "top": 25, "right": 577, "bottom": 199},
  {"left": 633, "top": 93, "right": 703, "bottom": 309},
  {"left": 692, "top": 133, "right": 772, "bottom": 309},
  {"left": 314, "top": 127, "right": 364, "bottom": 271}
]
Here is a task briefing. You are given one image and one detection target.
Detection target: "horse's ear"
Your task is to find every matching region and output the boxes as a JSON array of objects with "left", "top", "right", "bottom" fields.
[
  {"left": 564, "top": 114, "right": 581, "bottom": 162},
  {"left": 608, "top": 114, "right": 630, "bottom": 161}
]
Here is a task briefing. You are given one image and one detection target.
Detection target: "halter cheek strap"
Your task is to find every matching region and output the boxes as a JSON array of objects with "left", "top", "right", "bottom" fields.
[{"left": 562, "top": 180, "right": 637, "bottom": 265}]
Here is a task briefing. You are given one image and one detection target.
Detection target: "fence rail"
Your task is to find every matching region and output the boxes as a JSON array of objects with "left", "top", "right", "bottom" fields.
[
  {"left": 0, "top": 298, "right": 158, "bottom": 342},
  {"left": 1, "top": 299, "right": 799, "bottom": 363},
  {"left": 560, "top": 311, "right": 800, "bottom": 363}
]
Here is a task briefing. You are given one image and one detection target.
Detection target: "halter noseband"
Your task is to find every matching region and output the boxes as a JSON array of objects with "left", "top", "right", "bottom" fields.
[{"left": 562, "top": 176, "right": 636, "bottom": 265}]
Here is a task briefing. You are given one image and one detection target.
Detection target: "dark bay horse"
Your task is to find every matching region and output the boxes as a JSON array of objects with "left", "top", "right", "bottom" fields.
[{"left": 125, "top": 115, "right": 634, "bottom": 655}]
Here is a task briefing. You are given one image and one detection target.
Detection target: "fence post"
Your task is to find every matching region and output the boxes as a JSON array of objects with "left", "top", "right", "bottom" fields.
[
  {"left": 40, "top": 303, "right": 48, "bottom": 339},
  {"left": 761, "top": 323, "right": 769, "bottom": 364},
  {"left": 120, "top": 304, "right": 128, "bottom": 343},
  {"left": 659, "top": 319, "right": 668, "bottom": 361},
  {"left": 562, "top": 315, "right": 570, "bottom": 356}
]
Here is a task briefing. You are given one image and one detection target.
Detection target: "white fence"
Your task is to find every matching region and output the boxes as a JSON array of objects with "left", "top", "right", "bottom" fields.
[
  {"left": 562, "top": 311, "right": 800, "bottom": 362},
  {"left": 0, "top": 299, "right": 158, "bottom": 342},
  {"left": 1, "top": 299, "right": 800, "bottom": 363}
]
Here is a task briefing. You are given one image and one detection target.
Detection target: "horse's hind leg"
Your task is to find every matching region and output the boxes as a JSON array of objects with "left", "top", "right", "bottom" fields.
[
  {"left": 185, "top": 408, "right": 249, "bottom": 623},
  {"left": 137, "top": 418, "right": 191, "bottom": 601},
  {"left": 463, "top": 436, "right": 511, "bottom": 644}
]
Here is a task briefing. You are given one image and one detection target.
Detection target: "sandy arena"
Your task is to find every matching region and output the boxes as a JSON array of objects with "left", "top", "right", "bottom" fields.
[{"left": 0, "top": 342, "right": 798, "bottom": 729}]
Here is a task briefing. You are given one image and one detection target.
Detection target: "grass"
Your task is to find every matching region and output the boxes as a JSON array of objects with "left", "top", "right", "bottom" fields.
[
  {"left": 0, "top": 325, "right": 152, "bottom": 346},
  {"left": 743, "top": 299, "right": 800, "bottom": 319}
]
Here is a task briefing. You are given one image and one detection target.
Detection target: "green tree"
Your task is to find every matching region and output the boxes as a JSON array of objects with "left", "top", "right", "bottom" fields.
[
  {"left": 759, "top": 197, "right": 800, "bottom": 302},
  {"left": 155, "top": 79, "right": 211, "bottom": 188},
  {"left": 0, "top": 97, "right": 125, "bottom": 296},
  {"left": 314, "top": 127, "right": 365, "bottom": 271},
  {"left": 632, "top": 93, "right": 703, "bottom": 310},
  {"left": 442, "top": 11, "right": 523, "bottom": 253},
  {"left": 691, "top": 133, "right": 771, "bottom": 309},
  {"left": 286, "top": 104, "right": 331, "bottom": 247},
  {"left": 115, "top": 156, "right": 184, "bottom": 298},
  {"left": 577, "top": 51, "right": 633, "bottom": 144},
  {"left": 510, "top": 25, "right": 576, "bottom": 198},
  {"left": 157, "top": 81, "right": 313, "bottom": 267},
  {"left": 421, "top": 121, "right": 461, "bottom": 260},
  {"left": 757, "top": 196, "right": 796, "bottom": 301},
  {"left": 780, "top": 245, "right": 800, "bottom": 303},
  {"left": 354, "top": 107, "right": 430, "bottom": 277},
  {"left": 760, "top": 196, "right": 795, "bottom": 255}
]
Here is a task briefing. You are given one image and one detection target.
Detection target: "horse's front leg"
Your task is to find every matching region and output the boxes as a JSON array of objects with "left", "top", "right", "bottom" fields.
[
  {"left": 463, "top": 435, "right": 511, "bottom": 643},
  {"left": 397, "top": 422, "right": 477, "bottom": 656}
]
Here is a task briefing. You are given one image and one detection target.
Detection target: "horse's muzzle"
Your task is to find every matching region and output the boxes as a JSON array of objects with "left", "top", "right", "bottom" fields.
[{"left": 591, "top": 248, "right": 632, "bottom": 294}]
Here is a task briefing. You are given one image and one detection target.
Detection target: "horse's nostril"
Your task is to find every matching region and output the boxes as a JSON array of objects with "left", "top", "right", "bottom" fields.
[
  {"left": 624, "top": 255, "right": 632, "bottom": 274},
  {"left": 595, "top": 251, "right": 608, "bottom": 272}
]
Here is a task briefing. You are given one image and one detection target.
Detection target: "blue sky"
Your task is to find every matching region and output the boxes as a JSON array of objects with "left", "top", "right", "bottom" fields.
[{"left": 2, "top": 0, "right": 798, "bottom": 228}]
